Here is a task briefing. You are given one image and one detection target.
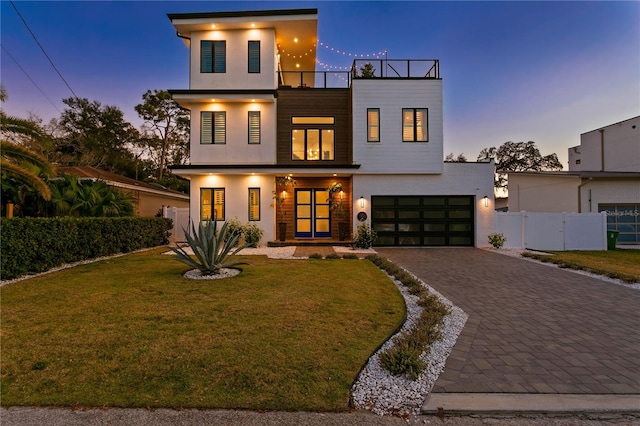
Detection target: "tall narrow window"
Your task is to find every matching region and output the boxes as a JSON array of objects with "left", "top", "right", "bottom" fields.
[
  {"left": 248, "top": 41, "right": 260, "bottom": 73},
  {"left": 201, "top": 188, "right": 225, "bottom": 220},
  {"left": 248, "top": 188, "right": 260, "bottom": 221},
  {"left": 248, "top": 111, "right": 261, "bottom": 144},
  {"left": 367, "top": 108, "right": 380, "bottom": 142},
  {"left": 201, "top": 112, "right": 226, "bottom": 144},
  {"left": 201, "top": 40, "right": 226, "bottom": 73},
  {"left": 402, "top": 108, "right": 428, "bottom": 142}
]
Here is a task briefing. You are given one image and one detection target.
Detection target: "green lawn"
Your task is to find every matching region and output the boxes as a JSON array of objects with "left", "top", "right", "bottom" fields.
[
  {"left": 1, "top": 248, "right": 405, "bottom": 411},
  {"left": 523, "top": 249, "right": 640, "bottom": 283}
]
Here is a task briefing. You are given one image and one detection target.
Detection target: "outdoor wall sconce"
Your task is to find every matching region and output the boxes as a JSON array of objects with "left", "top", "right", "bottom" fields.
[
  {"left": 359, "top": 196, "right": 365, "bottom": 208},
  {"left": 339, "top": 190, "right": 344, "bottom": 200},
  {"left": 483, "top": 195, "right": 489, "bottom": 207},
  {"left": 281, "top": 190, "right": 287, "bottom": 200}
]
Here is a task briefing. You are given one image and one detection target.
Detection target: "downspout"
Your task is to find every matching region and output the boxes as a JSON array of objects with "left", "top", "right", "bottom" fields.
[
  {"left": 577, "top": 177, "right": 593, "bottom": 213},
  {"left": 176, "top": 32, "right": 190, "bottom": 41},
  {"left": 599, "top": 128, "right": 605, "bottom": 171}
]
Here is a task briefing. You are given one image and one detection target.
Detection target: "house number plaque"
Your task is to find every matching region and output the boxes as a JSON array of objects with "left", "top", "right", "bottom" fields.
[{"left": 357, "top": 212, "right": 367, "bottom": 222}]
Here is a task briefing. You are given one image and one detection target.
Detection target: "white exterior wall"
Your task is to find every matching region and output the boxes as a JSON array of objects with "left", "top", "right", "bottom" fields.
[
  {"left": 189, "top": 29, "right": 277, "bottom": 90},
  {"left": 189, "top": 101, "right": 277, "bottom": 164},
  {"left": 352, "top": 162, "right": 495, "bottom": 247},
  {"left": 580, "top": 179, "right": 640, "bottom": 213},
  {"left": 352, "top": 79, "right": 444, "bottom": 174},
  {"left": 189, "top": 174, "right": 276, "bottom": 244},
  {"left": 568, "top": 116, "right": 640, "bottom": 172},
  {"left": 508, "top": 174, "right": 580, "bottom": 212}
]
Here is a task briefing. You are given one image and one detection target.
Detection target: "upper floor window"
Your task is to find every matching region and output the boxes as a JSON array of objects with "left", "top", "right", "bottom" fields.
[
  {"left": 248, "top": 41, "right": 260, "bottom": 73},
  {"left": 248, "top": 111, "right": 261, "bottom": 144},
  {"left": 291, "top": 117, "right": 335, "bottom": 125},
  {"left": 367, "top": 108, "right": 380, "bottom": 142},
  {"left": 201, "top": 111, "right": 226, "bottom": 144},
  {"left": 201, "top": 188, "right": 225, "bottom": 220},
  {"left": 402, "top": 108, "right": 428, "bottom": 142},
  {"left": 292, "top": 129, "right": 334, "bottom": 161},
  {"left": 201, "top": 40, "right": 226, "bottom": 73}
]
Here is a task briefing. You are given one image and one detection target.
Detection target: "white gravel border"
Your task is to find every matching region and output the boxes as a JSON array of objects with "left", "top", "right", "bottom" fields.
[{"left": 351, "top": 266, "right": 468, "bottom": 417}]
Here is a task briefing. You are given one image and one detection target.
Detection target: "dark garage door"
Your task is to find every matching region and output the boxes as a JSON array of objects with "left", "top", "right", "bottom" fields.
[{"left": 371, "top": 195, "right": 474, "bottom": 246}]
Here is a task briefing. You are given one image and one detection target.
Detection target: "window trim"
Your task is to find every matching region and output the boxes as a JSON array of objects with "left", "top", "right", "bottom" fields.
[
  {"left": 201, "top": 188, "right": 225, "bottom": 221},
  {"left": 367, "top": 108, "right": 380, "bottom": 142},
  {"left": 291, "top": 128, "right": 335, "bottom": 161},
  {"left": 248, "top": 111, "right": 261, "bottom": 144},
  {"left": 248, "top": 40, "right": 260, "bottom": 73},
  {"left": 402, "top": 108, "right": 429, "bottom": 142},
  {"left": 248, "top": 187, "right": 260, "bottom": 221},
  {"left": 200, "top": 111, "right": 226, "bottom": 144}
]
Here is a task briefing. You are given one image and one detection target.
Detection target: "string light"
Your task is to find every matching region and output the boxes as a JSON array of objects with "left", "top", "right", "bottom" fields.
[{"left": 318, "top": 41, "right": 387, "bottom": 58}]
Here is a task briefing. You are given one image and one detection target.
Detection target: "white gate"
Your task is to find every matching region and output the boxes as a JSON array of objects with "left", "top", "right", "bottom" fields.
[
  {"left": 163, "top": 206, "right": 190, "bottom": 243},
  {"left": 495, "top": 212, "right": 607, "bottom": 251}
]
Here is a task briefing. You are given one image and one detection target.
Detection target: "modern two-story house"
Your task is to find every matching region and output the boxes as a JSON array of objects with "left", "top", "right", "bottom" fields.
[{"left": 167, "top": 8, "right": 494, "bottom": 246}]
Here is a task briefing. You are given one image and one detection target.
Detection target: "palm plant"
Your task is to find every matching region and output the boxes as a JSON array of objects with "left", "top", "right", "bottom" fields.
[
  {"left": 49, "top": 175, "right": 134, "bottom": 217},
  {"left": 170, "top": 218, "right": 248, "bottom": 276}
]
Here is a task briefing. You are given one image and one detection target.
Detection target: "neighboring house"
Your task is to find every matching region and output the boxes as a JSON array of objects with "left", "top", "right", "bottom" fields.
[
  {"left": 57, "top": 166, "right": 190, "bottom": 217},
  {"left": 167, "top": 8, "right": 494, "bottom": 246},
  {"left": 508, "top": 116, "right": 640, "bottom": 244}
]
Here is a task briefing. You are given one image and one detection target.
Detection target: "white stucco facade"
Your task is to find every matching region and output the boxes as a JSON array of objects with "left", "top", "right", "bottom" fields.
[{"left": 568, "top": 116, "right": 640, "bottom": 172}]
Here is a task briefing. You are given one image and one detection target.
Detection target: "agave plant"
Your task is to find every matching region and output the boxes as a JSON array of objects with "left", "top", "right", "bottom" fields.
[{"left": 170, "top": 218, "right": 248, "bottom": 276}]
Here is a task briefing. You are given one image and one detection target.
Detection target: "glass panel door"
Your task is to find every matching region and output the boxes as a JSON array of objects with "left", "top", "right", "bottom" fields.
[
  {"left": 295, "top": 189, "right": 332, "bottom": 238},
  {"left": 295, "top": 190, "right": 312, "bottom": 238},
  {"left": 314, "top": 190, "right": 331, "bottom": 237}
]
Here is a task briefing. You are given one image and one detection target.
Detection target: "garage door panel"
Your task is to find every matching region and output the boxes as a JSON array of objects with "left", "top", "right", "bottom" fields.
[{"left": 372, "top": 195, "right": 474, "bottom": 247}]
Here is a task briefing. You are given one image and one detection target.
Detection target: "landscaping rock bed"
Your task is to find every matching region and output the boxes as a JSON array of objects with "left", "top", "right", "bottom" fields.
[{"left": 351, "top": 267, "right": 467, "bottom": 417}]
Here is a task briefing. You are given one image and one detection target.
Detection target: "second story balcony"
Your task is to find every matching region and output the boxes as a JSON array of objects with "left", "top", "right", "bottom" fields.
[{"left": 278, "top": 59, "right": 440, "bottom": 89}]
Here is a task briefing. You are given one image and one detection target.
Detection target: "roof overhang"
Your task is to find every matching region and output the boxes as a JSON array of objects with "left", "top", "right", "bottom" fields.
[
  {"left": 170, "top": 163, "right": 360, "bottom": 178},
  {"left": 168, "top": 89, "right": 276, "bottom": 108},
  {"left": 168, "top": 8, "right": 318, "bottom": 73}
]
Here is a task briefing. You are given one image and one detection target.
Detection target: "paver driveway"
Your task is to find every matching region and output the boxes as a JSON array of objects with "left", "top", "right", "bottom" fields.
[{"left": 375, "top": 248, "right": 640, "bottom": 395}]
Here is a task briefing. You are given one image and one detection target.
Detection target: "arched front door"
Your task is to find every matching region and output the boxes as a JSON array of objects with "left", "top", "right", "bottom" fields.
[{"left": 295, "top": 189, "right": 331, "bottom": 238}]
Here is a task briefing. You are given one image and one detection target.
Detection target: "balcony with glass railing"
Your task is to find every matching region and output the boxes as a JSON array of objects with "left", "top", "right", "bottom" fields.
[{"left": 277, "top": 59, "right": 440, "bottom": 89}]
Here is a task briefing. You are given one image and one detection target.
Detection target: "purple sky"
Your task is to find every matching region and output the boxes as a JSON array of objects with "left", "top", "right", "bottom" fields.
[{"left": 2, "top": 1, "right": 638, "bottom": 167}]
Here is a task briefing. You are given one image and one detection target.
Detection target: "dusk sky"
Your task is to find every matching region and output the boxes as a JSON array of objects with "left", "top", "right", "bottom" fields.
[{"left": 2, "top": 1, "right": 638, "bottom": 167}]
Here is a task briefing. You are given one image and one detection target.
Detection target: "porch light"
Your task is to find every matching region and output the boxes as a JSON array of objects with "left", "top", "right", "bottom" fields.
[
  {"left": 359, "top": 196, "right": 365, "bottom": 208},
  {"left": 339, "top": 190, "right": 344, "bottom": 200},
  {"left": 281, "top": 190, "right": 287, "bottom": 200},
  {"left": 483, "top": 196, "right": 489, "bottom": 207}
]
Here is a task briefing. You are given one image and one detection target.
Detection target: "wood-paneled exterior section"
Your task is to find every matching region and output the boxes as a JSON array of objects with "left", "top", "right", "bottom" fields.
[{"left": 276, "top": 89, "right": 352, "bottom": 165}]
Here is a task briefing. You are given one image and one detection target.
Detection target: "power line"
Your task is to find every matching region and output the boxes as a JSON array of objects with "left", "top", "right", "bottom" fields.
[
  {"left": 1, "top": 44, "right": 62, "bottom": 113},
  {"left": 9, "top": 0, "right": 79, "bottom": 99}
]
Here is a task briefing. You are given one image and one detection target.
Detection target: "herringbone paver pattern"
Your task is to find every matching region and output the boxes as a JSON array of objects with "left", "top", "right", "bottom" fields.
[{"left": 375, "top": 248, "right": 640, "bottom": 394}]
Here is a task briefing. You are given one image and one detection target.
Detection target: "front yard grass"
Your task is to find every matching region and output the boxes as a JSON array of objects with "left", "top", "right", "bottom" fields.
[
  {"left": 522, "top": 249, "right": 640, "bottom": 283},
  {"left": 1, "top": 248, "right": 405, "bottom": 411}
]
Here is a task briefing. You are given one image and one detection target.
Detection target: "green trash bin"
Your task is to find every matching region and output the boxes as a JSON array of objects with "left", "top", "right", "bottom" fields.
[{"left": 607, "top": 230, "right": 619, "bottom": 250}]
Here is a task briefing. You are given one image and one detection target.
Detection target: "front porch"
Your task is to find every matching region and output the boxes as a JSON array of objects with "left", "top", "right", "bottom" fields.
[{"left": 267, "top": 239, "right": 352, "bottom": 247}]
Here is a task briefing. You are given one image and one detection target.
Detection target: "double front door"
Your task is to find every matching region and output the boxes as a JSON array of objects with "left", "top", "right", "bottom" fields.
[{"left": 295, "top": 189, "right": 331, "bottom": 238}]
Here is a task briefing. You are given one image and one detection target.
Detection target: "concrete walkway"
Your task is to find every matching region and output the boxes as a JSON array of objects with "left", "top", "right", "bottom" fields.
[{"left": 375, "top": 248, "right": 640, "bottom": 414}]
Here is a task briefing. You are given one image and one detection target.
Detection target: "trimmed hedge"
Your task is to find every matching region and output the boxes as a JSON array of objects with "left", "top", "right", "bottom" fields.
[{"left": 1, "top": 217, "right": 172, "bottom": 280}]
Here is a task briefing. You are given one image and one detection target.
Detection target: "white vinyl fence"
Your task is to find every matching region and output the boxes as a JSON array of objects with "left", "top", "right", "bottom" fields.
[
  {"left": 495, "top": 211, "right": 607, "bottom": 251},
  {"left": 163, "top": 206, "right": 190, "bottom": 243}
]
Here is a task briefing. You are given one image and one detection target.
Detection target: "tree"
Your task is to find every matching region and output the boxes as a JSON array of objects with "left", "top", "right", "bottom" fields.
[
  {"left": 55, "top": 97, "right": 139, "bottom": 176},
  {"left": 445, "top": 153, "right": 467, "bottom": 162},
  {"left": 1, "top": 101, "right": 56, "bottom": 216},
  {"left": 477, "top": 141, "right": 563, "bottom": 191},
  {"left": 134, "top": 90, "right": 189, "bottom": 180}
]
